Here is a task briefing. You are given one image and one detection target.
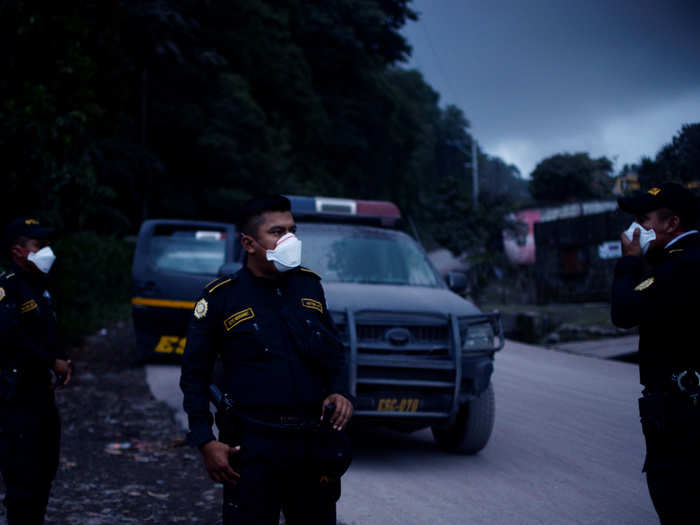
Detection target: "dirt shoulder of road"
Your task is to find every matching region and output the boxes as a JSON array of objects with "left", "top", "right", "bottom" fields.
[{"left": 0, "top": 320, "right": 222, "bottom": 524}]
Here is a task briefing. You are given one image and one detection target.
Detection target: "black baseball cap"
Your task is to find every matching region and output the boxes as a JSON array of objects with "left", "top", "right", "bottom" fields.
[
  {"left": 618, "top": 182, "right": 699, "bottom": 223},
  {"left": 5, "top": 217, "right": 54, "bottom": 246}
]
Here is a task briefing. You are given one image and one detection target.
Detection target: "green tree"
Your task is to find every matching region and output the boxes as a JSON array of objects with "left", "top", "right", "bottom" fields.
[
  {"left": 529, "top": 152, "right": 613, "bottom": 204},
  {"left": 637, "top": 123, "right": 700, "bottom": 188}
]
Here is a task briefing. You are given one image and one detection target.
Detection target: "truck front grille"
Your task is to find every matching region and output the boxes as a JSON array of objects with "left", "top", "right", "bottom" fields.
[{"left": 356, "top": 324, "right": 449, "bottom": 344}]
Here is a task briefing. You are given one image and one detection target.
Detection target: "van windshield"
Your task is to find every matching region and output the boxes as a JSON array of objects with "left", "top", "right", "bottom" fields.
[
  {"left": 298, "top": 224, "right": 441, "bottom": 287},
  {"left": 150, "top": 230, "right": 226, "bottom": 275}
]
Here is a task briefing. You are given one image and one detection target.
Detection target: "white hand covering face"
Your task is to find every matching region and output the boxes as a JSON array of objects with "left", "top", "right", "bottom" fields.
[
  {"left": 623, "top": 222, "right": 656, "bottom": 255},
  {"left": 27, "top": 246, "right": 57, "bottom": 273},
  {"left": 265, "top": 232, "right": 302, "bottom": 272}
]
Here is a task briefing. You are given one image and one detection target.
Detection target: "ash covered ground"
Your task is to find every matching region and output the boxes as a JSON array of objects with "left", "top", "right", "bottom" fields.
[{"left": 0, "top": 321, "right": 221, "bottom": 524}]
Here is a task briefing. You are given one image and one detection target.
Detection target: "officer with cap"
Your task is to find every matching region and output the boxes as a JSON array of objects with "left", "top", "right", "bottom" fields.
[
  {"left": 611, "top": 182, "right": 700, "bottom": 523},
  {"left": 180, "top": 195, "right": 353, "bottom": 525},
  {"left": 0, "top": 218, "right": 72, "bottom": 524}
]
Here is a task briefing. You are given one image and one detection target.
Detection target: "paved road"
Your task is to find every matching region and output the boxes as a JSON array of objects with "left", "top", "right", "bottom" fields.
[{"left": 146, "top": 339, "right": 657, "bottom": 524}]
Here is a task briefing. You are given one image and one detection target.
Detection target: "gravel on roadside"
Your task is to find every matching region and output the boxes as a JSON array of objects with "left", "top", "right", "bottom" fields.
[
  {"left": 0, "top": 320, "right": 221, "bottom": 524},
  {"left": 0, "top": 320, "right": 350, "bottom": 524}
]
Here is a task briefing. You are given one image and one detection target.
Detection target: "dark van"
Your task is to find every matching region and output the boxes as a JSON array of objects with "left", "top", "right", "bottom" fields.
[{"left": 132, "top": 197, "right": 504, "bottom": 453}]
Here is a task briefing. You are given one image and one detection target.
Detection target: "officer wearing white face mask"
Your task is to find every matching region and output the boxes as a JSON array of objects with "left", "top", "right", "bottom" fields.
[
  {"left": 0, "top": 217, "right": 71, "bottom": 524},
  {"left": 611, "top": 183, "right": 700, "bottom": 523},
  {"left": 180, "top": 195, "right": 353, "bottom": 525}
]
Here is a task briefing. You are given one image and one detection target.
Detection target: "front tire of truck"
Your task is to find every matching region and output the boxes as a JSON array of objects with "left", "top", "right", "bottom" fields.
[{"left": 431, "top": 382, "right": 495, "bottom": 454}]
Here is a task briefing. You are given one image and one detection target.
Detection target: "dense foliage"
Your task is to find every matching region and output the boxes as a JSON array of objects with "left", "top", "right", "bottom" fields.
[
  {"left": 634, "top": 123, "right": 700, "bottom": 189},
  {"left": 1, "top": 1, "right": 534, "bottom": 338},
  {"left": 529, "top": 152, "right": 614, "bottom": 204},
  {"left": 1, "top": 0, "right": 527, "bottom": 238}
]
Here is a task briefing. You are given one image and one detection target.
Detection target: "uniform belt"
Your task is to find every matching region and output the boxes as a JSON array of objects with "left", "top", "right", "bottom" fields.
[{"left": 230, "top": 406, "right": 319, "bottom": 431}]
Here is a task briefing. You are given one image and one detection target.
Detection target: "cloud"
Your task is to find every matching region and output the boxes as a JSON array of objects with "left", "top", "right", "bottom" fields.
[
  {"left": 402, "top": 0, "right": 700, "bottom": 179},
  {"left": 486, "top": 88, "right": 700, "bottom": 177},
  {"left": 599, "top": 89, "right": 700, "bottom": 165}
]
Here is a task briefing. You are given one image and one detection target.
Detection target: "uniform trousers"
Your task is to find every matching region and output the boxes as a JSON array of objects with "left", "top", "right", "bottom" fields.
[
  {"left": 221, "top": 423, "right": 338, "bottom": 525},
  {"left": 646, "top": 464, "right": 700, "bottom": 524},
  {"left": 0, "top": 398, "right": 60, "bottom": 525},
  {"left": 641, "top": 394, "right": 700, "bottom": 524}
]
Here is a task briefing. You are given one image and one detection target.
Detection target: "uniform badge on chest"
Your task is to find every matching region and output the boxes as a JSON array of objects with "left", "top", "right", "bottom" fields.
[
  {"left": 634, "top": 277, "right": 655, "bottom": 292},
  {"left": 224, "top": 307, "right": 255, "bottom": 330},
  {"left": 301, "top": 298, "right": 323, "bottom": 313},
  {"left": 20, "top": 299, "right": 38, "bottom": 314}
]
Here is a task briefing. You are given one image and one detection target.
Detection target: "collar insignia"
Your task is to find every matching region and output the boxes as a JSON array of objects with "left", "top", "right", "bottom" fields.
[
  {"left": 224, "top": 307, "right": 254, "bottom": 330},
  {"left": 301, "top": 298, "right": 323, "bottom": 313},
  {"left": 648, "top": 187, "right": 661, "bottom": 196},
  {"left": 634, "top": 277, "right": 655, "bottom": 292},
  {"left": 194, "top": 298, "right": 209, "bottom": 319}
]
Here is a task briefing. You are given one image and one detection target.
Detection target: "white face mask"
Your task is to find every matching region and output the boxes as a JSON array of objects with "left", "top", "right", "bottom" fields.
[
  {"left": 624, "top": 222, "right": 656, "bottom": 255},
  {"left": 265, "top": 233, "right": 302, "bottom": 272},
  {"left": 27, "top": 246, "right": 56, "bottom": 274}
]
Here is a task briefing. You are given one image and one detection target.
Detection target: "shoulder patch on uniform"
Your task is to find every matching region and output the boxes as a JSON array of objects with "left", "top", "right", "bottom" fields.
[
  {"left": 298, "top": 267, "right": 321, "bottom": 279},
  {"left": 193, "top": 298, "right": 208, "bottom": 319},
  {"left": 668, "top": 248, "right": 684, "bottom": 255},
  {"left": 205, "top": 276, "right": 235, "bottom": 294},
  {"left": 634, "top": 277, "right": 655, "bottom": 292},
  {"left": 0, "top": 287, "right": 4, "bottom": 302},
  {"left": 224, "top": 307, "right": 254, "bottom": 331},
  {"left": 301, "top": 298, "right": 323, "bottom": 313},
  {"left": 20, "top": 299, "right": 38, "bottom": 313}
]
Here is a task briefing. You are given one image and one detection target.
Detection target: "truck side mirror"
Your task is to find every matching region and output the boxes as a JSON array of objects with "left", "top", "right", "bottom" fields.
[
  {"left": 446, "top": 271, "right": 468, "bottom": 294},
  {"left": 218, "top": 262, "right": 242, "bottom": 276}
]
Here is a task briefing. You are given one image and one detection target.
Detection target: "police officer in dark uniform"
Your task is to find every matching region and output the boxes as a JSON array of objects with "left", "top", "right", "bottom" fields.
[
  {"left": 180, "top": 195, "right": 353, "bottom": 525},
  {"left": 0, "top": 218, "right": 72, "bottom": 524},
  {"left": 611, "top": 182, "right": 700, "bottom": 523}
]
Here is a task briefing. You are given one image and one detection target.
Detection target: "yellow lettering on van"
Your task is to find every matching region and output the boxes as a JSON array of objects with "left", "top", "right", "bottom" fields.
[{"left": 155, "top": 336, "right": 179, "bottom": 354}]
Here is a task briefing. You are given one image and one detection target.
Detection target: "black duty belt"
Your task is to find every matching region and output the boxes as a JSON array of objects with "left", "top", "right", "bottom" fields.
[{"left": 209, "top": 385, "right": 329, "bottom": 431}]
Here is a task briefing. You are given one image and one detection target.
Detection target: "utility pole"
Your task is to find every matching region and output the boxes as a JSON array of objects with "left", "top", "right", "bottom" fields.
[
  {"left": 471, "top": 137, "right": 479, "bottom": 208},
  {"left": 446, "top": 137, "right": 479, "bottom": 207}
]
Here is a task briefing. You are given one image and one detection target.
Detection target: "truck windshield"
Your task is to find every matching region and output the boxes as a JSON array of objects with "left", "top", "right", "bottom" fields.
[
  {"left": 298, "top": 224, "right": 441, "bottom": 287},
  {"left": 150, "top": 230, "right": 226, "bottom": 275}
]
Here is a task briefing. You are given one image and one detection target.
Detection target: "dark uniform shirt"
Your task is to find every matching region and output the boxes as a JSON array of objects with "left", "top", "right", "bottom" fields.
[
  {"left": 611, "top": 231, "right": 700, "bottom": 390},
  {"left": 180, "top": 266, "right": 349, "bottom": 447},
  {"left": 0, "top": 264, "right": 63, "bottom": 402}
]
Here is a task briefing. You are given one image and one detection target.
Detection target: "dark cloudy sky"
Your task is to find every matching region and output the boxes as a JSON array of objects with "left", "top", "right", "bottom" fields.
[{"left": 401, "top": 0, "right": 700, "bottom": 177}]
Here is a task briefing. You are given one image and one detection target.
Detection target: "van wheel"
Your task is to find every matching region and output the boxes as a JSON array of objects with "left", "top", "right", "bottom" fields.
[{"left": 431, "top": 382, "right": 495, "bottom": 454}]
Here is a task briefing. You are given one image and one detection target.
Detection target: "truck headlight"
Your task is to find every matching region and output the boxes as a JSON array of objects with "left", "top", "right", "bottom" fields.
[{"left": 461, "top": 321, "right": 495, "bottom": 351}]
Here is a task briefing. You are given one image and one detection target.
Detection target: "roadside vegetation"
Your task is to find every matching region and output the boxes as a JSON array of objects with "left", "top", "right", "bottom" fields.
[{"left": 1, "top": 2, "right": 698, "bottom": 343}]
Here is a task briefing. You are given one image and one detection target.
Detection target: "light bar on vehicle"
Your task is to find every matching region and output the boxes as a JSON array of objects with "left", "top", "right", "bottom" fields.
[
  {"left": 195, "top": 231, "right": 225, "bottom": 241},
  {"left": 286, "top": 195, "right": 401, "bottom": 226}
]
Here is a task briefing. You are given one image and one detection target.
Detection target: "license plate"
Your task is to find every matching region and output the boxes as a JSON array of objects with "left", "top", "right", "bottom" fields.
[{"left": 377, "top": 398, "right": 420, "bottom": 412}]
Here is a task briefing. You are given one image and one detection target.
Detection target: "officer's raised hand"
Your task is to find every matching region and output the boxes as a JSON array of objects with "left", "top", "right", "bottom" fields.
[
  {"left": 621, "top": 226, "right": 642, "bottom": 257},
  {"left": 322, "top": 393, "right": 353, "bottom": 430},
  {"left": 200, "top": 440, "right": 241, "bottom": 484}
]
